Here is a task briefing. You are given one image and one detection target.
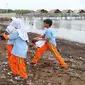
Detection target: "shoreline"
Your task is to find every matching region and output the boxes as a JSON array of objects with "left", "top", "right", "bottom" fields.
[
  {"left": 28, "top": 32, "right": 85, "bottom": 58},
  {"left": 28, "top": 32, "right": 85, "bottom": 45}
]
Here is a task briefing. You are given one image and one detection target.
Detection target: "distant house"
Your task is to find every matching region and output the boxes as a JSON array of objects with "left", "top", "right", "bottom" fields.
[
  {"left": 62, "top": 9, "right": 74, "bottom": 14},
  {"left": 79, "top": 10, "right": 85, "bottom": 13},
  {"left": 49, "top": 9, "right": 61, "bottom": 13},
  {"left": 74, "top": 9, "right": 85, "bottom": 14},
  {"left": 78, "top": 10, "right": 85, "bottom": 14},
  {"left": 36, "top": 9, "right": 48, "bottom": 13}
]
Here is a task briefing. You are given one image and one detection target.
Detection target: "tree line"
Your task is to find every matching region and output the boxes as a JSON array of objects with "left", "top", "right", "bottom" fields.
[{"left": 0, "top": 9, "right": 31, "bottom": 14}]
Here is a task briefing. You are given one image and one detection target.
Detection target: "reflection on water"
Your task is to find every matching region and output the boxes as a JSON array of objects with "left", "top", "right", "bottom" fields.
[
  {"left": 23, "top": 17, "right": 85, "bottom": 43},
  {"left": 22, "top": 17, "right": 85, "bottom": 32},
  {"left": 0, "top": 17, "right": 85, "bottom": 31},
  {"left": 0, "top": 17, "right": 85, "bottom": 43}
]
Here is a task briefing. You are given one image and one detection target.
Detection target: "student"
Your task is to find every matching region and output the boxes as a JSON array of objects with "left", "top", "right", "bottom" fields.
[
  {"left": 6, "top": 17, "right": 17, "bottom": 60},
  {"left": 32, "top": 19, "right": 68, "bottom": 68},
  {"left": 6, "top": 25, "right": 16, "bottom": 60},
  {"left": 3, "top": 19, "right": 29, "bottom": 80}
]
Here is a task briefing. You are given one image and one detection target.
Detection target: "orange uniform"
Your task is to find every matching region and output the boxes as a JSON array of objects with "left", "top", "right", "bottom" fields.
[
  {"left": 7, "top": 44, "right": 13, "bottom": 59},
  {"left": 4, "top": 33, "right": 28, "bottom": 78},
  {"left": 32, "top": 42, "right": 67, "bottom": 68},
  {"left": 9, "top": 54, "right": 28, "bottom": 78}
]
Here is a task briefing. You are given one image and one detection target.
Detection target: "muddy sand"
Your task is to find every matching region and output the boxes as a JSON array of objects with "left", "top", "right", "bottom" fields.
[{"left": 0, "top": 32, "right": 85, "bottom": 85}]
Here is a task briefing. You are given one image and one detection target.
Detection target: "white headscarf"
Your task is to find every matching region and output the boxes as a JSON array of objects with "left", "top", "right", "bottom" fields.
[
  {"left": 6, "top": 17, "right": 17, "bottom": 33},
  {"left": 10, "top": 18, "right": 29, "bottom": 41}
]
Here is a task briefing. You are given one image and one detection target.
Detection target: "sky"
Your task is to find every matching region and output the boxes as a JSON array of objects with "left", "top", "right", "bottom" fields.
[{"left": 0, "top": 0, "right": 85, "bottom": 10}]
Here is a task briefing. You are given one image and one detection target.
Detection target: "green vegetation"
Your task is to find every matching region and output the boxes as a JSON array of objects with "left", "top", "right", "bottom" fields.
[
  {"left": 14, "top": 10, "right": 31, "bottom": 14},
  {"left": 0, "top": 9, "right": 13, "bottom": 13},
  {"left": 0, "top": 9, "right": 33, "bottom": 14}
]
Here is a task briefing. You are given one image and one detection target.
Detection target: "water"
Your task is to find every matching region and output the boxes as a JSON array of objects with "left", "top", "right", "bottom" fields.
[
  {"left": 0, "top": 17, "right": 85, "bottom": 43},
  {"left": 24, "top": 18, "right": 85, "bottom": 31},
  {"left": 23, "top": 17, "right": 85, "bottom": 44}
]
